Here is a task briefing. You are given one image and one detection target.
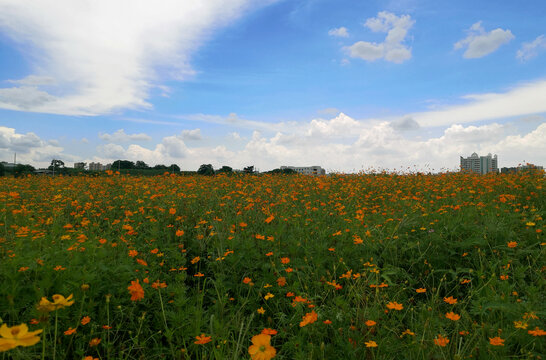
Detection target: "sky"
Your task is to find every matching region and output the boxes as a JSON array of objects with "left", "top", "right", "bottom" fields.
[{"left": 0, "top": 0, "right": 545, "bottom": 173}]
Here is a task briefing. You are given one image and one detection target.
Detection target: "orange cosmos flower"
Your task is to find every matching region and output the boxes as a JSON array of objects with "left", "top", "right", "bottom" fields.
[
  {"left": 248, "top": 334, "right": 276, "bottom": 360},
  {"left": 528, "top": 327, "right": 546, "bottom": 336},
  {"left": 416, "top": 288, "right": 426, "bottom": 293},
  {"left": 175, "top": 229, "right": 184, "bottom": 237},
  {"left": 299, "top": 310, "right": 318, "bottom": 327},
  {"left": 365, "top": 320, "right": 376, "bottom": 327},
  {"left": 365, "top": 340, "right": 378, "bottom": 348},
  {"left": 445, "top": 312, "right": 461, "bottom": 321},
  {"left": 81, "top": 316, "right": 91, "bottom": 325},
  {"left": 489, "top": 337, "right": 504, "bottom": 346},
  {"left": 280, "top": 257, "right": 290, "bottom": 264},
  {"left": 194, "top": 334, "right": 212, "bottom": 345},
  {"left": 264, "top": 215, "right": 275, "bottom": 224},
  {"left": 261, "top": 328, "right": 277, "bottom": 335},
  {"left": 127, "top": 280, "right": 144, "bottom": 301},
  {"left": 443, "top": 296, "right": 457, "bottom": 305},
  {"left": 0, "top": 323, "right": 42, "bottom": 351},
  {"left": 89, "top": 338, "right": 101, "bottom": 347},
  {"left": 386, "top": 302, "right": 403, "bottom": 311},
  {"left": 434, "top": 334, "right": 449, "bottom": 347},
  {"left": 63, "top": 327, "right": 76, "bottom": 336},
  {"left": 128, "top": 250, "right": 138, "bottom": 257},
  {"left": 507, "top": 241, "right": 517, "bottom": 248},
  {"left": 276, "top": 277, "right": 286, "bottom": 286}
]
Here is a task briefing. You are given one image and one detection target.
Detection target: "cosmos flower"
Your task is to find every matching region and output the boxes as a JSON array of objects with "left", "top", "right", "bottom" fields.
[
  {"left": 0, "top": 324, "right": 42, "bottom": 352},
  {"left": 248, "top": 334, "right": 276, "bottom": 360}
]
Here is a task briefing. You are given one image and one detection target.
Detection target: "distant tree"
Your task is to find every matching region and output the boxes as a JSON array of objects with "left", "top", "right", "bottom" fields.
[
  {"left": 112, "top": 160, "right": 135, "bottom": 169},
  {"left": 243, "top": 166, "right": 254, "bottom": 174},
  {"left": 48, "top": 159, "right": 65, "bottom": 170},
  {"left": 0, "top": 162, "right": 4, "bottom": 177},
  {"left": 267, "top": 168, "right": 297, "bottom": 175},
  {"left": 197, "top": 164, "right": 214, "bottom": 176},
  {"left": 14, "top": 164, "right": 35, "bottom": 177},
  {"left": 216, "top": 166, "right": 233, "bottom": 174},
  {"left": 135, "top": 160, "right": 149, "bottom": 169},
  {"left": 153, "top": 164, "right": 168, "bottom": 170},
  {"left": 169, "top": 164, "right": 181, "bottom": 173}
]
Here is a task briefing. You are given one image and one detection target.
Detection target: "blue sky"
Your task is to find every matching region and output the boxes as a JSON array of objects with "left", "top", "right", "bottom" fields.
[{"left": 1, "top": 0, "right": 545, "bottom": 172}]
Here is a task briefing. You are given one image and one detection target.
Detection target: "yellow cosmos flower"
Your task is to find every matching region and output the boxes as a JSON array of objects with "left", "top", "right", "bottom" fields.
[
  {"left": 0, "top": 323, "right": 42, "bottom": 352},
  {"left": 37, "top": 294, "right": 75, "bottom": 312},
  {"left": 248, "top": 334, "right": 276, "bottom": 360}
]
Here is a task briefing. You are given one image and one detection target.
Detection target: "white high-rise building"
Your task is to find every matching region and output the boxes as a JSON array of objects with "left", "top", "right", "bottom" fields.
[{"left": 460, "top": 153, "right": 498, "bottom": 174}]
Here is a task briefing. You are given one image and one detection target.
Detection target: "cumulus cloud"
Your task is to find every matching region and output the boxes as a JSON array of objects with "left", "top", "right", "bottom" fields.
[
  {"left": 0, "top": 126, "right": 65, "bottom": 164},
  {"left": 454, "top": 21, "right": 514, "bottom": 59},
  {"left": 328, "top": 27, "right": 349, "bottom": 37},
  {"left": 390, "top": 117, "right": 420, "bottom": 131},
  {"left": 345, "top": 11, "right": 414, "bottom": 63},
  {"left": 306, "top": 112, "right": 361, "bottom": 137},
  {"left": 517, "top": 35, "right": 546, "bottom": 61},
  {"left": 0, "top": 0, "right": 272, "bottom": 115},
  {"left": 181, "top": 129, "right": 203, "bottom": 141},
  {"left": 99, "top": 129, "right": 151, "bottom": 143}
]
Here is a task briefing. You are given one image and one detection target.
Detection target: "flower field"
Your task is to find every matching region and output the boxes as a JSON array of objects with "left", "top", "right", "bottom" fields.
[{"left": 0, "top": 171, "right": 544, "bottom": 359}]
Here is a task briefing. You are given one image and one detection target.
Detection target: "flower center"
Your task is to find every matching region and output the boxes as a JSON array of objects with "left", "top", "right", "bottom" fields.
[
  {"left": 11, "top": 328, "right": 20, "bottom": 336},
  {"left": 259, "top": 345, "right": 266, "bottom": 352}
]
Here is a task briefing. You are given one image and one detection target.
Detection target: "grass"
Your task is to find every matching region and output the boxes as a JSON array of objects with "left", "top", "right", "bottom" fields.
[{"left": 0, "top": 171, "right": 544, "bottom": 359}]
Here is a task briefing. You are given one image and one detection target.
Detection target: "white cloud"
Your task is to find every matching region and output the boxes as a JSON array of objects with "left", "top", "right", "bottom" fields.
[
  {"left": 0, "top": 0, "right": 273, "bottom": 115},
  {"left": 454, "top": 21, "right": 514, "bottom": 59},
  {"left": 99, "top": 129, "right": 151, "bottom": 143},
  {"left": 517, "top": 35, "right": 546, "bottom": 61},
  {"left": 328, "top": 27, "right": 349, "bottom": 37},
  {"left": 390, "top": 117, "right": 420, "bottom": 131},
  {"left": 0, "top": 126, "right": 65, "bottom": 165},
  {"left": 410, "top": 79, "right": 546, "bottom": 127},
  {"left": 306, "top": 112, "right": 361, "bottom": 137},
  {"left": 181, "top": 129, "right": 203, "bottom": 141},
  {"left": 345, "top": 11, "right": 414, "bottom": 63}
]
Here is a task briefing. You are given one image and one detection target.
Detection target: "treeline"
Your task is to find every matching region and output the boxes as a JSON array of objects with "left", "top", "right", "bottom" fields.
[{"left": 0, "top": 159, "right": 297, "bottom": 177}]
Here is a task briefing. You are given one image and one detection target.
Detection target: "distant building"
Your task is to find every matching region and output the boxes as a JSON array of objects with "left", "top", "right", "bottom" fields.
[
  {"left": 74, "top": 162, "right": 86, "bottom": 169},
  {"left": 89, "top": 162, "right": 112, "bottom": 171},
  {"left": 501, "top": 164, "right": 543, "bottom": 174},
  {"left": 518, "top": 163, "right": 543, "bottom": 172},
  {"left": 1, "top": 161, "right": 16, "bottom": 169},
  {"left": 460, "top": 153, "right": 498, "bottom": 174},
  {"left": 280, "top": 165, "right": 326, "bottom": 175}
]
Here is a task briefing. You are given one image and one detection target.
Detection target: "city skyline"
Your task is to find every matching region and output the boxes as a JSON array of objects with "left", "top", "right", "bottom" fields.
[{"left": 1, "top": 0, "right": 546, "bottom": 172}]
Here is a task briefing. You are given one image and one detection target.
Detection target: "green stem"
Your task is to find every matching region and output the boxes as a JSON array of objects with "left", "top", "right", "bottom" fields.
[
  {"left": 53, "top": 311, "right": 58, "bottom": 360},
  {"left": 158, "top": 289, "right": 176, "bottom": 358}
]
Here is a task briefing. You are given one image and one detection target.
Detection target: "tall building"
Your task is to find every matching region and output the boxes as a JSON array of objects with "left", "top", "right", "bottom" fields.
[
  {"left": 460, "top": 153, "right": 498, "bottom": 174},
  {"left": 280, "top": 165, "right": 326, "bottom": 175}
]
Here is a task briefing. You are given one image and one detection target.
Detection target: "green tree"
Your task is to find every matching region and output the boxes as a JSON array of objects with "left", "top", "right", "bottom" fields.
[
  {"left": 216, "top": 166, "right": 233, "bottom": 174},
  {"left": 197, "top": 164, "right": 214, "bottom": 176},
  {"left": 243, "top": 165, "right": 254, "bottom": 174},
  {"left": 135, "top": 160, "right": 149, "bottom": 169},
  {"left": 169, "top": 164, "right": 180, "bottom": 173},
  {"left": 112, "top": 160, "right": 135, "bottom": 170},
  {"left": 0, "top": 162, "right": 4, "bottom": 177}
]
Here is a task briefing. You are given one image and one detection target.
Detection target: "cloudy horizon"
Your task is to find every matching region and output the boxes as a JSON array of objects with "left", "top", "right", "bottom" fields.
[{"left": 1, "top": 0, "right": 545, "bottom": 172}]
